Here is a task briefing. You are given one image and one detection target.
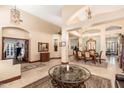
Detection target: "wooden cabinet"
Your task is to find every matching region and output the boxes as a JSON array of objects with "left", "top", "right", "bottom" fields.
[{"left": 40, "top": 52, "right": 50, "bottom": 62}]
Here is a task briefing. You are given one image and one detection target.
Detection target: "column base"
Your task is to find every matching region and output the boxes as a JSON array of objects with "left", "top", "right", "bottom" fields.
[{"left": 61, "top": 62, "right": 69, "bottom": 64}]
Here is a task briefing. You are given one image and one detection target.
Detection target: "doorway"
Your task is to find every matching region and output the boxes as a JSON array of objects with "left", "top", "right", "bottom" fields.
[
  {"left": 106, "top": 37, "right": 118, "bottom": 56},
  {"left": 2, "top": 37, "right": 29, "bottom": 63}
]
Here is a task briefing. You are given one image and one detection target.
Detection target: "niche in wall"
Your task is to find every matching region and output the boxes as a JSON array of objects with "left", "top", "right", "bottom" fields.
[
  {"left": 54, "top": 39, "right": 58, "bottom": 51},
  {"left": 2, "top": 27, "right": 30, "bottom": 61}
]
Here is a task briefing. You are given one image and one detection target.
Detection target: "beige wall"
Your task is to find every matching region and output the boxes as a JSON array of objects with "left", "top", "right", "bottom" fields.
[
  {"left": 0, "top": 28, "right": 2, "bottom": 60},
  {"left": 2, "top": 27, "right": 30, "bottom": 39},
  {"left": 0, "top": 59, "right": 21, "bottom": 81},
  {"left": 0, "top": 6, "right": 60, "bottom": 61}
]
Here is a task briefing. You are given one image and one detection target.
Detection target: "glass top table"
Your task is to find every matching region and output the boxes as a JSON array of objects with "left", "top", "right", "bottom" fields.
[{"left": 48, "top": 64, "right": 91, "bottom": 88}]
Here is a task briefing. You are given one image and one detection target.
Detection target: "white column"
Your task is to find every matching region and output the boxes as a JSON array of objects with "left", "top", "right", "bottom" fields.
[
  {"left": 0, "top": 27, "right": 2, "bottom": 60},
  {"left": 100, "top": 29, "right": 106, "bottom": 59},
  {"left": 61, "top": 29, "right": 69, "bottom": 64},
  {"left": 78, "top": 37, "right": 82, "bottom": 51}
]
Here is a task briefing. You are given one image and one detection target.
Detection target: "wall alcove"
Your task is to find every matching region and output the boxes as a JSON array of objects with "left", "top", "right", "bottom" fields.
[
  {"left": 2, "top": 26, "right": 30, "bottom": 62},
  {"left": 2, "top": 26, "right": 30, "bottom": 39}
]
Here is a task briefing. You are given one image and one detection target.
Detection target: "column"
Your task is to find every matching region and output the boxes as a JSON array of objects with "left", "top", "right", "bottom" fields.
[
  {"left": 0, "top": 27, "right": 2, "bottom": 60},
  {"left": 100, "top": 29, "right": 106, "bottom": 59},
  {"left": 78, "top": 37, "right": 83, "bottom": 51},
  {"left": 61, "top": 28, "right": 69, "bottom": 64}
]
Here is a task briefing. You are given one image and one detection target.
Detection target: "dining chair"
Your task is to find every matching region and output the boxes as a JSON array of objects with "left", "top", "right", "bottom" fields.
[
  {"left": 96, "top": 51, "right": 103, "bottom": 64},
  {"left": 84, "top": 51, "right": 93, "bottom": 63},
  {"left": 89, "top": 50, "right": 95, "bottom": 56},
  {"left": 89, "top": 50, "right": 97, "bottom": 64},
  {"left": 77, "top": 51, "right": 83, "bottom": 60}
]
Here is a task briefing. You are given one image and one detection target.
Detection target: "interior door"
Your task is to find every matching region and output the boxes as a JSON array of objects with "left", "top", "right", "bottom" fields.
[
  {"left": 5, "top": 42, "right": 15, "bottom": 59},
  {"left": 106, "top": 41, "right": 118, "bottom": 55}
]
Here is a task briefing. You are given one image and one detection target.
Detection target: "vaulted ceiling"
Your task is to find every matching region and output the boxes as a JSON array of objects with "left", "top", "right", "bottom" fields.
[
  {"left": 17, "top": 5, "right": 124, "bottom": 28},
  {"left": 17, "top": 5, "right": 63, "bottom": 27}
]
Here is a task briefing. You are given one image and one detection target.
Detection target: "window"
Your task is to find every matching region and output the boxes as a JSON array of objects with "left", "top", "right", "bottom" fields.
[{"left": 106, "top": 26, "right": 122, "bottom": 31}]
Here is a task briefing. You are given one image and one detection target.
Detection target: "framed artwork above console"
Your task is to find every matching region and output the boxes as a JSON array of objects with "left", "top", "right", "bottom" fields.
[{"left": 38, "top": 42, "right": 49, "bottom": 52}]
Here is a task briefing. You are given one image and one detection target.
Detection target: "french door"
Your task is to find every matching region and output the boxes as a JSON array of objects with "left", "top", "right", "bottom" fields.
[
  {"left": 106, "top": 41, "right": 118, "bottom": 55},
  {"left": 5, "top": 42, "right": 15, "bottom": 59},
  {"left": 2, "top": 37, "right": 29, "bottom": 62}
]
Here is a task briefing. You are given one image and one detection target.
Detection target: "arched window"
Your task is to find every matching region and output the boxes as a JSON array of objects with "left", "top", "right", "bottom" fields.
[
  {"left": 83, "top": 29, "right": 100, "bottom": 34},
  {"left": 105, "top": 25, "right": 122, "bottom": 31}
]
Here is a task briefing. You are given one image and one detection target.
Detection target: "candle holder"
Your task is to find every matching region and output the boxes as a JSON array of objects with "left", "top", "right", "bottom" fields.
[{"left": 66, "top": 64, "right": 69, "bottom": 72}]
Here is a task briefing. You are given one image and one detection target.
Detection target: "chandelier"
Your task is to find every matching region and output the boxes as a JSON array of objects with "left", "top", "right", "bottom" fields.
[
  {"left": 10, "top": 6, "right": 23, "bottom": 24},
  {"left": 85, "top": 6, "right": 92, "bottom": 19}
]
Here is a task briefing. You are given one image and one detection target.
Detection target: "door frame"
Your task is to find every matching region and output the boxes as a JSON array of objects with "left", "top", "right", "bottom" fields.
[{"left": 2, "top": 37, "right": 29, "bottom": 62}]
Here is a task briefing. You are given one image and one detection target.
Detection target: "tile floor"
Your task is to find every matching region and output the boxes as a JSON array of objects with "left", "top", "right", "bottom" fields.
[{"left": 0, "top": 56, "right": 123, "bottom": 88}]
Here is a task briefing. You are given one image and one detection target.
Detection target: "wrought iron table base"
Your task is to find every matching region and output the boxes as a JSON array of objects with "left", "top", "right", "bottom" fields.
[{"left": 51, "top": 79, "right": 86, "bottom": 88}]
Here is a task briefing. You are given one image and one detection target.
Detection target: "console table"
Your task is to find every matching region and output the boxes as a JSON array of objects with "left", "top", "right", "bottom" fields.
[
  {"left": 48, "top": 64, "right": 91, "bottom": 88},
  {"left": 40, "top": 52, "right": 50, "bottom": 62}
]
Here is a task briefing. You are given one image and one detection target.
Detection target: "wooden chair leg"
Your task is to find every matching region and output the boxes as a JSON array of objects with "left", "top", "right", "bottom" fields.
[
  {"left": 99, "top": 59, "right": 101, "bottom": 64},
  {"left": 94, "top": 60, "right": 96, "bottom": 64}
]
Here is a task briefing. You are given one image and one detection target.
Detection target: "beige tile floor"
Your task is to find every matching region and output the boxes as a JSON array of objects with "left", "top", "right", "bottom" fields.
[{"left": 0, "top": 56, "right": 122, "bottom": 88}]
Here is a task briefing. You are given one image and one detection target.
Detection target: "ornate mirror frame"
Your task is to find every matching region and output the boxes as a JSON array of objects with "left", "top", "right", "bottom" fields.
[{"left": 86, "top": 38, "right": 96, "bottom": 50}]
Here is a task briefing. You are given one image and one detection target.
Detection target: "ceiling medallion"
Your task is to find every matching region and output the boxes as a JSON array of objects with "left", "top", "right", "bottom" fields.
[{"left": 10, "top": 6, "right": 23, "bottom": 24}]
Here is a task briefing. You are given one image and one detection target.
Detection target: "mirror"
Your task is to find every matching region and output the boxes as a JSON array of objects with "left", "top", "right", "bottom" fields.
[
  {"left": 86, "top": 38, "right": 96, "bottom": 50},
  {"left": 38, "top": 42, "right": 49, "bottom": 52}
]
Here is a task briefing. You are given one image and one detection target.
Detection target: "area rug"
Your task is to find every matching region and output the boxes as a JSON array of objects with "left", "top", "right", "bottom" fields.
[
  {"left": 24, "top": 75, "right": 112, "bottom": 88},
  {"left": 70, "top": 56, "right": 108, "bottom": 68},
  {"left": 21, "top": 62, "right": 46, "bottom": 72}
]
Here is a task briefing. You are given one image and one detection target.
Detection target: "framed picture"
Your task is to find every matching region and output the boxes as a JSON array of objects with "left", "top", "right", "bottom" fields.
[
  {"left": 38, "top": 42, "right": 49, "bottom": 52},
  {"left": 59, "top": 41, "right": 66, "bottom": 47}
]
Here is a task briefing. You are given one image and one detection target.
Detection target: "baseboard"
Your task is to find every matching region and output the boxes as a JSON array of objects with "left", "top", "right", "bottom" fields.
[
  {"left": 29, "top": 57, "right": 62, "bottom": 63},
  {"left": 0, "top": 75, "right": 21, "bottom": 84},
  {"left": 50, "top": 57, "right": 61, "bottom": 59},
  {"left": 29, "top": 60, "right": 40, "bottom": 63}
]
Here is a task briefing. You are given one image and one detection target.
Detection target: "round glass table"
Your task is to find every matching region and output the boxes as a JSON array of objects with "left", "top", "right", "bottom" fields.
[{"left": 48, "top": 64, "right": 91, "bottom": 88}]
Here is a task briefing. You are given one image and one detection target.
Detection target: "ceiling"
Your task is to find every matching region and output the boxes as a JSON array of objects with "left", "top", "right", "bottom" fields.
[
  {"left": 16, "top": 5, "right": 124, "bottom": 28},
  {"left": 68, "top": 5, "right": 124, "bottom": 25},
  {"left": 17, "top": 5, "right": 63, "bottom": 27}
]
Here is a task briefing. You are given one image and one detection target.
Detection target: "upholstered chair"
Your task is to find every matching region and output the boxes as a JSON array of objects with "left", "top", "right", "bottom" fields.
[
  {"left": 96, "top": 51, "right": 103, "bottom": 64},
  {"left": 77, "top": 51, "right": 84, "bottom": 60},
  {"left": 84, "top": 51, "right": 93, "bottom": 62},
  {"left": 89, "top": 50, "right": 95, "bottom": 56}
]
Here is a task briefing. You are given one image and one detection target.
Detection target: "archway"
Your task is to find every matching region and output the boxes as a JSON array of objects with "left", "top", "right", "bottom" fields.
[{"left": 2, "top": 26, "right": 30, "bottom": 63}]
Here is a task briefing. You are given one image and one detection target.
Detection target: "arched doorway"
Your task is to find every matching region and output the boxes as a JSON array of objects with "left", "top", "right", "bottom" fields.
[{"left": 2, "top": 27, "right": 30, "bottom": 63}]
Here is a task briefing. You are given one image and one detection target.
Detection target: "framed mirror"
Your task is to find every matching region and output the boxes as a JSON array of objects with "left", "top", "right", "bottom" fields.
[
  {"left": 86, "top": 38, "right": 96, "bottom": 50},
  {"left": 38, "top": 42, "right": 49, "bottom": 52}
]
